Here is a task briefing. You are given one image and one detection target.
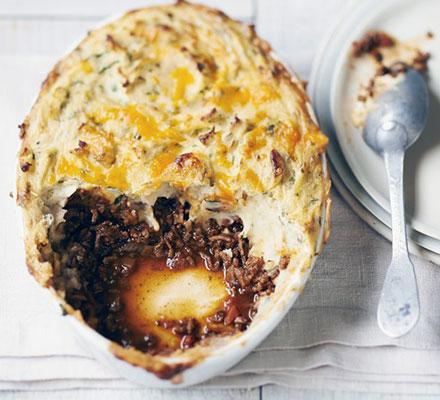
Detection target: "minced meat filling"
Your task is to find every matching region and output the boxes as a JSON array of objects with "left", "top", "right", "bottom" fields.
[
  {"left": 51, "top": 188, "right": 278, "bottom": 353},
  {"left": 352, "top": 31, "right": 430, "bottom": 98}
]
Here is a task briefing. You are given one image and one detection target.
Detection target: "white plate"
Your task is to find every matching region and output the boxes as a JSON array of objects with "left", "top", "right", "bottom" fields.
[
  {"left": 309, "top": 0, "right": 440, "bottom": 261},
  {"left": 332, "top": 0, "right": 440, "bottom": 240}
]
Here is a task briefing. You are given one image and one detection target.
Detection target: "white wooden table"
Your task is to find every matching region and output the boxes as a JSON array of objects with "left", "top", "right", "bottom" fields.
[{"left": 2, "top": 0, "right": 416, "bottom": 398}]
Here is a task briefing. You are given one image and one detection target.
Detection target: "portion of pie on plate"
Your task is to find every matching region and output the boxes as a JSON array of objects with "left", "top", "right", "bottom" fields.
[
  {"left": 351, "top": 30, "right": 432, "bottom": 127},
  {"left": 16, "top": 1, "right": 330, "bottom": 378}
]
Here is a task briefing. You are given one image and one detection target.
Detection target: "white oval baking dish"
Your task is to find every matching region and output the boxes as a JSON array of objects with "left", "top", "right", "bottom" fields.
[{"left": 18, "top": 6, "right": 331, "bottom": 388}]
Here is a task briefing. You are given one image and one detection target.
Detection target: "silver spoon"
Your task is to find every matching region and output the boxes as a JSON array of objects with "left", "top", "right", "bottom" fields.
[{"left": 363, "top": 67, "right": 429, "bottom": 337}]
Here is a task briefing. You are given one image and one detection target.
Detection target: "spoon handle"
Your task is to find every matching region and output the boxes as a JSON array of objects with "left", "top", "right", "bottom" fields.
[{"left": 377, "top": 148, "right": 419, "bottom": 337}]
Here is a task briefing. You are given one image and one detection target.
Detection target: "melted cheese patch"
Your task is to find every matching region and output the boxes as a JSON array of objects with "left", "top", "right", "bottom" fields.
[
  {"left": 53, "top": 155, "right": 129, "bottom": 191},
  {"left": 171, "top": 67, "right": 195, "bottom": 102},
  {"left": 243, "top": 127, "right": 267, "bottom": 158},
  {"left": 276, "top": 121, "right": 301, "bottom": 156},
  {"left": 245, "top": 169, "right": 264, "bottom": 192},
  {"left": 148, "top": 152, "right": 179, "bottom": 179},
  {"left": 214, "top": 85, "right": 250, "bottom": 112},
  {"left": 80, "top": 60, "right": 93, "bottom": 74},
  {"left": 94, "top": 106, "right": 183, "bottom": 142},
  {"left": 305, "top": 128, "right": 329, "bottom": 151},
  {"left": 214, "top": 171, "right": 235, "bottom": 202}
]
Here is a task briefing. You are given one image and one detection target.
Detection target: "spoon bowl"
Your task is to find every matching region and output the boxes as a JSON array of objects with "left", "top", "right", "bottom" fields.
[{"left": 364, "top": 68, "right": 429, "bottom": 153}]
